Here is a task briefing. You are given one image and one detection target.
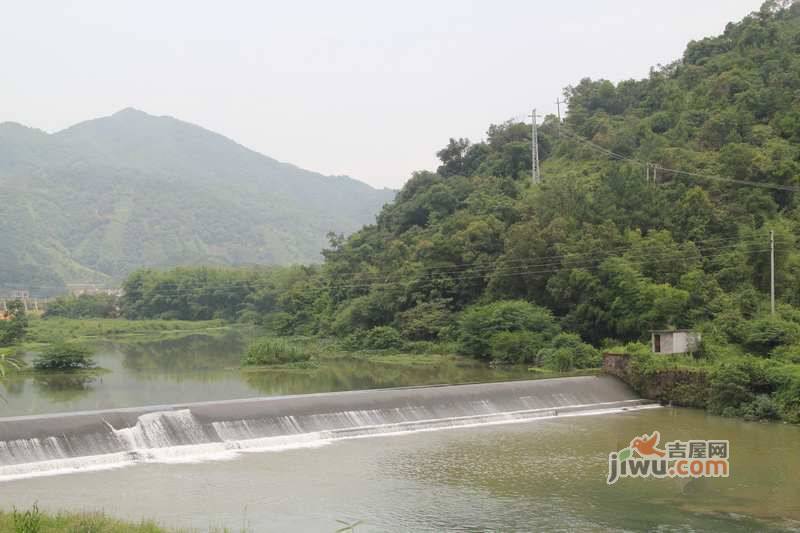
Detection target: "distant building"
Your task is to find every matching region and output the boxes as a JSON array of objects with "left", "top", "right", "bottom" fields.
[
  {"left": 651, "top": 329, "right": 701, "bottom": 355},
  {"left": 65, "top": 284, "right": 121, "bottom": 297}
]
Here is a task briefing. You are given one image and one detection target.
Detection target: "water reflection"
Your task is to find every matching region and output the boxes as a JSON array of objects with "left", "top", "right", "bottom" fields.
[
  {"left": 32, "top": 374, "right": 98, "bottom": 402},
  {"left": 119, "top": 332, "right": 245, "bottom": 373},
  {"left": 0, "top": 331, "right": 532, "bottom": 416},
  {"left": 242, "top": 357, "right": 532, "bottom": 396}
]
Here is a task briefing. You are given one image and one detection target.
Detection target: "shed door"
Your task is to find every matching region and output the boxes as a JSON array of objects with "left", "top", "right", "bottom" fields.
[{"left": 654, "top": 334, "right": 661, "bottom": 353}]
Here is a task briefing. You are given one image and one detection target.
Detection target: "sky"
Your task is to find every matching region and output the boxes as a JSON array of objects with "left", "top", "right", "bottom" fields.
[{"left": 0, "top": 0, "right": 765, "bottom": 189}]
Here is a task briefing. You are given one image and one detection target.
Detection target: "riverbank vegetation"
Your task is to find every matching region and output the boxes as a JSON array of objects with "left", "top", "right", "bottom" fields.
[
  {"left": 32, "top": 343, "right": 96, "bottom": 371},
  {"left": 25, "top": 317, "right": 231, "bottom": 346},
  {"left": 0, "top": 505, "right": 169, "bottom": 533},
  {"left": 241, "top": 338, "right": 313, "bottom": 367}
]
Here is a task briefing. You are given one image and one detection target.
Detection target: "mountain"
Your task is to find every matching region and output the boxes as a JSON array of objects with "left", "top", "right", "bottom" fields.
[{"left": 0, "top": 109, "right": 395, "bottom": 292}]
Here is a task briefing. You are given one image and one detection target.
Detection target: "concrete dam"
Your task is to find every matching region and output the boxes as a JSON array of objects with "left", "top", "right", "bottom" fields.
[{"left": 0, "top": 375, "right": 655, "bottom": 480}]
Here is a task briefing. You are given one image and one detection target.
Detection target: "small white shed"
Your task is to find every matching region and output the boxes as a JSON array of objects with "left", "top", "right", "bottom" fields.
[{"left": 651, "top": 329, "right": 701, "bottom": 355}]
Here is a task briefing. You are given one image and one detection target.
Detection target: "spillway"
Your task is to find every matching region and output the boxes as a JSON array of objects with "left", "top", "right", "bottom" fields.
[{"left": 0, "top": 375, "right": 654, "bottom": 480}]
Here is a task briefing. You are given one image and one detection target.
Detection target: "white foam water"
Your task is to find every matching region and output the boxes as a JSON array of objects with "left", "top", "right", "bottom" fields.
[{"left": 0, "top": 400, "right": 657, "bottom": 482}]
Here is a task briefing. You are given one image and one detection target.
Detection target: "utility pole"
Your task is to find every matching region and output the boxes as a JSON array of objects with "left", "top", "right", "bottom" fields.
[
  {"left": 770, "top": 230, "right": 776, "bottom": 315},
  {"left": 554, "top": 98, "right": 563, "bottom": 137},
  {"left": 530, "top": 108, "right": 540, "bottom": 184}
]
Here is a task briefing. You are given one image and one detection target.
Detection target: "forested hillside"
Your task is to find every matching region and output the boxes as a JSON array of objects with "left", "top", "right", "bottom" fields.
[
  {"left": 287, "top": 1, "right": 800, "bottom": 339},
  {"left": 121, "top": 3, "right": 800, "bottom": 420},
  {"left": 0, "top": 109, "right": 394, "bottom": 292}
]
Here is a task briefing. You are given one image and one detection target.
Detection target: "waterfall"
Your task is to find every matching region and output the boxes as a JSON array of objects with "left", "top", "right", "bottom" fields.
[{"left": 0, "top": 375, "right": 656, "bottom": 480}]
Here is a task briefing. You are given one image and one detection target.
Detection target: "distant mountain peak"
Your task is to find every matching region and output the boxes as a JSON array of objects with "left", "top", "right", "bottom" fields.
[
  {"left": 112, "top": 107, "right": 150, "bottom": 117},
  {"left": 0, "top": 108, "right": 396, "bottom": 288}
]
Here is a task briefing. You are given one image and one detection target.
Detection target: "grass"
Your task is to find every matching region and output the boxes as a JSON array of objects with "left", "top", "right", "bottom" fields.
[
  {"left": 0, "top": 506, "right": 169, "bottom": 533},
  {"left": 24, "top": 317, "right": 236, "bottom": 347},
  {"left": 0, "top": 505, "right": 255, "bottom": 533},
  {"left": 241, "top": 338, "right": 313, "bottom": 366}
]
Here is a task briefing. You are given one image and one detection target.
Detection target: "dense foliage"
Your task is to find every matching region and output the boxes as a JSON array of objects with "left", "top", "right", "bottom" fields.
[
  {"left": 44, "top": 294, "right": 120, "bottom": 319},
  {"left": 0, "top": 300, "right": 28, "bottom": 346},
  {"left": 241, "top": 338, "right": 312, "bottom": 366},
  {"left": 117, "top": 4, "right": 800, "bottom": 418},
  {"left": 33, "top": 343, "right": 96, "bottom": 371},
  {"left": 121, "top": 266, "right": 317, "bottom": 323}
]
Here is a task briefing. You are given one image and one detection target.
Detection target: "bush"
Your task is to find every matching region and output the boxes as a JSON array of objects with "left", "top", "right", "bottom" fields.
[
  {"left": 331, "top": 292, "right": 395, "bottom": 335},
  {"left": 743, "top": 316, "right": 800, "bottom": 354},
  {"left": 241, "top": 339, "right": 312, "bottom": 366},
  {"left": 536, "top": 333, "right": 601, "bottom": 371},
  {"left": 489, "top": 331, "right": 545, "bottom": 364},
  {"left": 33, "top": 343, "right": 95, "bottom": 371},
  {"left": 771, "top": 368, "right": 800, "bottom": 423},
  {"left": 43, "top": 294, "right": 119, "bottom": 319},
  {"left": 769, "top": 344, "right": 800, "bottom": 364},
  {"left": 0, "top": 300, "right": 28, "bottom": 347},
  {"left": 741, "top": 394, "right": 781, "bottom": 421},
  {"left": 459, "top": 300, "right": 559, "bottom": 359},
  {"left": 707, "top": 362, "right": 754, "bottom": 415},
  {"left": 342, "top": 326, "right": 404, "bottom": 350},
  {"left": 362, "top": 326, "right": 404, "bottom": 350},
  {"left": 397, "top": 299, "right": 453, "bottom": 341}
]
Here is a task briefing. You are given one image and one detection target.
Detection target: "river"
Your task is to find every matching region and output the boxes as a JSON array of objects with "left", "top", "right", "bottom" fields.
[
  {"left": 0, "top": 408, "right": 797, "bottom": 531},
  {"left": 0, "top": 331, "right": 531, "bottom": 417},
  {"left": 1, "top": 332, "right": 798, "bottom": 531}
]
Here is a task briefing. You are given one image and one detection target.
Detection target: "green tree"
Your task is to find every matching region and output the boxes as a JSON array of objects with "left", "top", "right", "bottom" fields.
[
  {"left": 459, "top": 300, "right": 559, "bottom": 359},
  {"left": 0, "top": 300, "right": 28, "bottom": 346},
  {"left": 33, "top": 343, "right": 96, "bottom": 371}
]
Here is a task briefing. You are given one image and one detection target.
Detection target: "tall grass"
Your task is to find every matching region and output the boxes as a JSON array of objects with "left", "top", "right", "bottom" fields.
[
  {"left": 0, "top": 505, "right": 169, "bottom": 532},
  {"left": 241, "top": 338, "right": 312, "bottom": 366}
]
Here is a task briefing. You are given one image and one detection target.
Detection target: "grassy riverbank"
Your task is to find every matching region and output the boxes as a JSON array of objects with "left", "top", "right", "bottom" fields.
[
  {"left": 1, "top": 318, "right": 237, "bottom": 354},
  {"left": 0, "top": 507, "right": 170, "bottom": 533},
  {"left": 608, "top": 343, "right": 800, "bottom": 424}
]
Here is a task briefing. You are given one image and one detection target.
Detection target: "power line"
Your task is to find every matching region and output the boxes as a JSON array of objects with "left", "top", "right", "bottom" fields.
[
  {"left": 558, "top": 126, "right": 800, "bottom": 193},
  {"left": 7, "top": 234, "right": 757, "bottom": 293},
  {"left": 40, "top": 238, "right": 775, "bottom": 299}
]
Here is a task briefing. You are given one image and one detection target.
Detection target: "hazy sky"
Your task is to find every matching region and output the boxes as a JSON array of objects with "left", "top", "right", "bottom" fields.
[{"left": 1, "top": 0, "right": 764, "bottom": 189}]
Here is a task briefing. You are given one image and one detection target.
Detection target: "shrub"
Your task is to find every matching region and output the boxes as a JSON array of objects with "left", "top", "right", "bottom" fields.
[
  {"left": 773, "top": 370, "right": 800, "bottom": 423},
  {"left": 33, "top": 343, "right": 95, "bottom": 371},
  {"left": 769, "top": 344, "right": 800, "bottom": 364},
  {"left": 43, "top": 294, "right": 119, "bottom": 319},
  {"left": 362, "top": 326, "right": 404, "bottom": 350},
  {"left": 489, "top": 331, "right": 545, "bottom": 364},
  {"left": 331, "top": 292, "right": 395, "bottom": 335},
  {"left": 342, "top": 326, "right": 404, "bottom": 350},
  {"left": 0, "top": 300, "right": 28, "bottom": 347},
  {"left": 561, "top": 333, "right": 600, "bottom": 367},
  {"left": 459, "top": 300, "right": 559, "bottom": 359},
  {"left": 707, "top": 362, "right": 754, "bottom": 415},
  {"left": 397, "top": 299, "right": 453, "bottom": 341},
  {"left": 741, "top": 394, "right": 781, "bottom": 421},
  {"left": 241, "top": 339, "right": 311, "bottom": 366},
  {"left": 743, "top": 316, "right": 800, "bottom": 354},
  {"left": 537, "top": 333, "right": 601, "bottom": 371}
]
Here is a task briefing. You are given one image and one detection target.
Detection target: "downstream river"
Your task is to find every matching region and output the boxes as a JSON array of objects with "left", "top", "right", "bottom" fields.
[{"left": 0, "top": 408, "right": 797, "bottom": 531}]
